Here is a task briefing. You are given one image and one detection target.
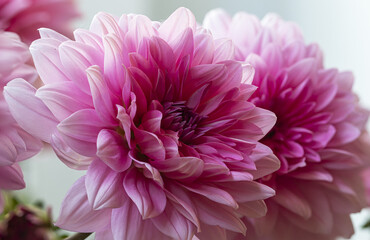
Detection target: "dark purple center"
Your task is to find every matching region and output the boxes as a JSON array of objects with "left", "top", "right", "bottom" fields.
[{"left": 161, "top": 101, "right": 204, "bottom": 143}]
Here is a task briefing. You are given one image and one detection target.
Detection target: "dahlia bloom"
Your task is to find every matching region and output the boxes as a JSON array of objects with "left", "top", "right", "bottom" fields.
[
  {"left": 4, "top": 8, "right": 280, "bottom": 239},
  {"left": 0, "top": 0, "right": 79, "bottom": 44},
  {"left": 0, "top": 31, "right": 42, "bottom": 213},
  {"left": 204, "top": 9, "right": 370, "bottom": 240}
]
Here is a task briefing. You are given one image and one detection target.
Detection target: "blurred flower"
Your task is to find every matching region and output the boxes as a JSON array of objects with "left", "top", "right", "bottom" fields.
[
  {"left": 4, "top": 7, "right": 280, "bottom": 240},
  {"left": 204, "top": 9, "right": 370, "bottom": 240},
  {"left": 0, "top": 193, "right": 69, "bottom": 240},
  {"left": 0, "top": 31, "right": 42, "bottom": 213},
  {"left": 0, "top": 0, "right": 80, "bottom": 44}
]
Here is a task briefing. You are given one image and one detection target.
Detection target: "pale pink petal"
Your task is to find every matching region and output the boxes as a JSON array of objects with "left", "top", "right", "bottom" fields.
[
  {"left": 4, "top": 79, "right": 58, "bottom": 143},
  {"left": 56, "top": 176, "right": 111, "bottom": 232},
  {"left": 159, "top": 7, "right": 197, "bottom": 43},
  {"left": 51, "top": 133, "right": 93, "bottom": 170},
  {"left": 86, "top": 159, "right": 125, "bottom": 210},
  {"left": 58, "top": 109, "right": 107, "bottom": 156}
]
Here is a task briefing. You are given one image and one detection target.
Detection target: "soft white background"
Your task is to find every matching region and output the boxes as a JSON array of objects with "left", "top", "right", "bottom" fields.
[{"left": 17, "top": 0, "right": 370, "bottom": 239}]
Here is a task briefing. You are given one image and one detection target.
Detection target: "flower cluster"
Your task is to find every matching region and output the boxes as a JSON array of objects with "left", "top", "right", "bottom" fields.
[
  {"left": 1, "top": 5, "right": 370, "bottom": 240},
  {"left": 204, "top": 9, "right": 370, "bottom": 240},
  {"left": 0, "top": 0, "right": 79, "bottom": 44},
  {"left": 0, "top": 31, "right": 42, "bottom": 213}
]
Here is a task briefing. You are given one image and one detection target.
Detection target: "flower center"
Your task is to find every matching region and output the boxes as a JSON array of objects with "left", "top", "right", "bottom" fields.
[{"left": 161, "top": 101, "right": 204, "bottom": 143}]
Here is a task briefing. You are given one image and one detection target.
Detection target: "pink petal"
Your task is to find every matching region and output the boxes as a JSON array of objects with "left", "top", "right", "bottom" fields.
[
  {"left": 274, "top": 186, "right": 312, "bottom": 219},
  {"left": 30, "top": 39, "right": 71, "bottom": 84},
  {"left": 151, "top": 157, "right": 204, "bottom": 183},
  {"left": 74, "top": 29, "right": 104, "bottom": 52},
  {"left": 184, "top": 184, "right": 238, "bottom": 209},
  {"left": 90, "top": 12, "right": 123, "bottom": 38},
  {"left": 123, "top": 168, "right": 166, "bottom": 219},
  {"left": 195, "top": 224, "right": 227, "bottom": 240},
  {"left": 57, "top": 109, "right": 107, "bottom": 156},
  {"left": 86, "top": 65, "right": 116, "bottom": 124},
  {"left": 111, "top": 199, "right": 171, "bottom": 240},
  {"left": 4, "top": 79, "right": 58, "bottom": 143},
  {"left": 59, "top": 41, "right": 103, "bottom": 93},
  {"left": 237, "top": 200, "right": 267, "bottom": 218},
  {"left": 86, "top": 159, "right": 125, "bottom": 210},
  {"left": 103, "top": 33, "right": 128, "bottom": 94},
  {"left": 152, "top": 204, "right": 196, "bottom": 240},
  {"left": 51, "top": 133, "right": 93, "bottom": 170},
  {"left": 56, "top": 176, "right": 111, "bottom": 232},
  {"left": 213, "top": 38, "right": 234, "bottom": 63},
  {"left": 0, "top": 134, "right": 18, "bottom": 166},
  {"left": 133, "top": 128, "right": 165, "bottom": 161},
  {"left": 203, "top": 9, "right": 231, "bottom": 38},
  {"left": 219, "top": 181, "right": 275, "bottom": 202},
  {"left": 159, "top": 7, "right": 197, "bottom": 43},
  {"left": 329, "top": 122, "right": 361, "bottom": 146},
  {"left": 39, "top": 28, "right": 70, "bottom": 42},
  {"left": 0, "top": 164, "right": 25, "bottom": 190},
  {"left": 97, "top": 129, "right": 131, "bottom": 172},
  {"left": 36, "top": 81, "right": 93, "bottom": 121},
  {"left": 194, "top": 196, "right": 246, "bottom": 234}
]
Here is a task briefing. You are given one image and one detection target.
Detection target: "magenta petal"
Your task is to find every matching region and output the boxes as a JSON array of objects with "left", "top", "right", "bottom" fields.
[
  {"left": 0, "top": 164, "right": 25, "bottom": 190},
  {"left": 55, "top": 176, "right": 111, "bottom": 232},
  {"left": 133, "top": 128, "right": 165, "bottom": 161},
  {"left": 123, "top": 168, "right": 166, "bottom": 219},
  {"left": 151, "top": 157, "right": 203, "bottom": 182},
  {"left": 151, "top": 204, "right": 196, "bottom": 240},
  {"left": 86, "top": 159, "right": 125, "bottom": 210},
  {"left": 4, "top": 79, "right": 58, "bottom": 143},
  {"left": 97, "top": 129, "right": 131, "bottom": 172}
]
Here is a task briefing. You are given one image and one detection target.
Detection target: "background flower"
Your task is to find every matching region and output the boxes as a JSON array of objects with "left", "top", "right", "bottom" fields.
[
  {"left": 0, "top": 31, "right": 42, "bottom": 213},
  {"left": 204, "top": 9, "right": 370, "bottom": 240},
  {"left": 0, "top": 0, "right": 80, "bottom": 44},
  {"left": 4, "top": 8, "right": 280, "bottom": 240}
]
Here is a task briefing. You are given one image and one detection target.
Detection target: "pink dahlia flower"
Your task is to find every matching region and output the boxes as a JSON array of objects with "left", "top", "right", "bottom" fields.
[
  {"left": 4, "top": 8, "right": 280, "bottom": 239},
  {"left": 0, "top": 0, "right": 79, "bottom": 44},
  {"left": 204, "top": 9, "right": 370, "bottom": 240},
  {"left": 0, "top": 31, "right": 42, "bottom": 213}
]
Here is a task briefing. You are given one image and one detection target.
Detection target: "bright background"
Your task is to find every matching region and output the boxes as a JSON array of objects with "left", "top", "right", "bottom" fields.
[{"left": 17, "top": 0, "right": 370, "bottom": 239}]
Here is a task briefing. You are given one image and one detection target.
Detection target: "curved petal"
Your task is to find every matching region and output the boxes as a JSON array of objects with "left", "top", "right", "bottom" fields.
[
  {"left": 55, "top": 176, "right": 111, "bottom": 232},
  {"left": 58, "top": 109, "right": 107, "bottom": 156},
  {"left": 123, "top": 168, "right": 166, "bottom": 219},
  {"left": 0, "top": 164, "right": 25, "bottom": 190},
  {"left": 4, "top": 79, "right": 58, "bottom": 143},
  {"left": 86, "top": 159, "right": 125, "bottom": 210}
]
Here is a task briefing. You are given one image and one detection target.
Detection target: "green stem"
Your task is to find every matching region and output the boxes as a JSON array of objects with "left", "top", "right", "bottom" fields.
[{"left": 65, "top": 232, "right": 92, "bottom": 240}]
